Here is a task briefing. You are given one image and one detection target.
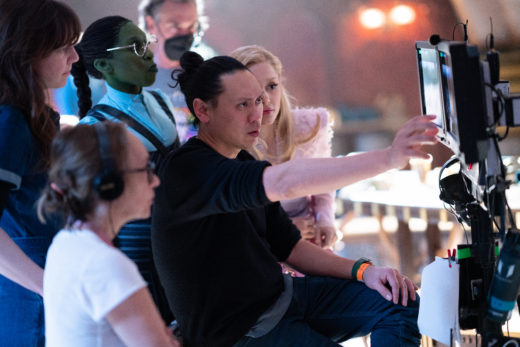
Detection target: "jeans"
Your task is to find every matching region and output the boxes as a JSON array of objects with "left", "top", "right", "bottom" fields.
[{"left": 234, "top": 276, "right": 420, "bottom": 347}]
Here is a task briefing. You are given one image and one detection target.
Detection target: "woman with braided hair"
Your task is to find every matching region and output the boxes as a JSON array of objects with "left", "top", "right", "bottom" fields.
[{"left": 72, "top": 15, "right": 180, "bottom": 324}]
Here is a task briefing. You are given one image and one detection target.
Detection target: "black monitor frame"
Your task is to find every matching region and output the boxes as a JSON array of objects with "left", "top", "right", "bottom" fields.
[{"left": 415, "top": 40, "right": 489, "bottom": 164}]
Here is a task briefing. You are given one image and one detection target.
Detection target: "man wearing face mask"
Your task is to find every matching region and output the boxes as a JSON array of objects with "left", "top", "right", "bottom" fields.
[{"left": 139, "top": 0, "right": 217, "bottom": 143}]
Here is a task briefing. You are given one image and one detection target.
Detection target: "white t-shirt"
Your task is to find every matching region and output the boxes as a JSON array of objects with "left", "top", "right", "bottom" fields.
[{"left": 44, "top": 228, "right": 147, "bottom": 347}]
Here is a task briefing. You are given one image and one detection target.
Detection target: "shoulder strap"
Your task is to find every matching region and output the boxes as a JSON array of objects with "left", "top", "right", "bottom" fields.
[
  {"left": 89, "top": 104, "right": 167, "bottom": 156},
  {"left": 148, "top": 90, "right": 175, "bottom": 124},
  {"left": 148, "top": 90, "right": 181, "bottom": 149},
  {"left": 88, "top": 112, "right": 107, "bottom": 123}
]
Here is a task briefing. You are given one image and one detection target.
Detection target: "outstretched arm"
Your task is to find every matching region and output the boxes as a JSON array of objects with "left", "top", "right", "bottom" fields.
[{"left": 263, "top": 115, "right": 437, "bottom": 202}]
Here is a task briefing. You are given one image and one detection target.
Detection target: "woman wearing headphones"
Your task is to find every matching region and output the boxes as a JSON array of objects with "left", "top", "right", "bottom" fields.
[{"left": 38, "top": 122, "right": 179, "bottom": 346}]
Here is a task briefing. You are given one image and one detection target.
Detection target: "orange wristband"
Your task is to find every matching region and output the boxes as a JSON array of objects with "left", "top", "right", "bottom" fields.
[{"left": 356, "top": 262, "right": 372, "bottom": 282}]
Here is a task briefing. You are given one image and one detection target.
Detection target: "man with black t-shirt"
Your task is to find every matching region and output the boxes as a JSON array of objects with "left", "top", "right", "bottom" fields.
[{"left": 152, "top": 53, "right": 437, "bottom": 347}]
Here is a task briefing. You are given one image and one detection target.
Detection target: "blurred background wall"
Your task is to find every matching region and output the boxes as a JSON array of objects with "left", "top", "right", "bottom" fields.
[{"left": 62, "top": 0, "right": 520, "bottom": 163}]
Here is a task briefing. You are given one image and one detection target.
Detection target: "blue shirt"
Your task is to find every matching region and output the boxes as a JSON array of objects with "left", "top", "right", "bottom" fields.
[
  {"left": 80, "top": 84, "right": 178, "bottom": 152},
  {"left": 0, "top": 105, "right": 61, "bottom": 252},
  {"left": 52, "top": 76, "right": 106, "bottom": 116}
]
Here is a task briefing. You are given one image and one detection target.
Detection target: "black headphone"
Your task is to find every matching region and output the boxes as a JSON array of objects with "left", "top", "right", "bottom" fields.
[
  {"left": 92, "top": 122, "right": 124, "bottom": 201},
  {"left": 438, "top": 156, "right": 475, "bottom": 206}
]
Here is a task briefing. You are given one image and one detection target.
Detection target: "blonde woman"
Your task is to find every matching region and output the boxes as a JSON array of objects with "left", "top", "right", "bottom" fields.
[{"left": 231, "top": 45, "right": 336, "bottom": 249}]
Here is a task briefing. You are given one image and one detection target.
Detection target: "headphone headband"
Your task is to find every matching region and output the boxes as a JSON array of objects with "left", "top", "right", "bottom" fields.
[{"left": 92, "top": 122, "right": 124, "bottom": 201}]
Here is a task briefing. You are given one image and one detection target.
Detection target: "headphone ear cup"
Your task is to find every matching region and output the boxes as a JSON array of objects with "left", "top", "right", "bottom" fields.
[
  {"left": 93, "top": 171, "right": 124, "bottom": 201},
  {"left": 439, "top": 173, "right": 474, "bottom": 205},
  {"left": 93, "top": 122, "right": 124, "bottom": 201}
]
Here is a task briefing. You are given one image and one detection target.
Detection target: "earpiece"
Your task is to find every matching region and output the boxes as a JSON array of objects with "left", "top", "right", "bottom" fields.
[{"left": 92, "top": 122, "right": 124, "bottom": 201}]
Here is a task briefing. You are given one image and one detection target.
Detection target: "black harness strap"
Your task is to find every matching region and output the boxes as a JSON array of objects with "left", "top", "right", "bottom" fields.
[
  {"left": 89, "top": 104, "right": 168, "bottom": 156},
  {"left": 148, "top": 90, "right": 181, "bottom": 149}
]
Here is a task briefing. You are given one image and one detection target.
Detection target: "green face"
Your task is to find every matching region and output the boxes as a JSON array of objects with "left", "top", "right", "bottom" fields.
[{"left": 103, "top": 22, "right": 158, "bottom": 94}]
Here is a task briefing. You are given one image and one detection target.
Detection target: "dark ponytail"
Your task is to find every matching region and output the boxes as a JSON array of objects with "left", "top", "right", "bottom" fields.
[{"left": 172, "top": 51, "right": 247, "bottom": 126}]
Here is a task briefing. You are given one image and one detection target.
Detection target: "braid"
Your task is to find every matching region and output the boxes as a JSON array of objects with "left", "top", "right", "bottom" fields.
[{"left": 71, "top": 56, "right": 92, "bottom": 119}]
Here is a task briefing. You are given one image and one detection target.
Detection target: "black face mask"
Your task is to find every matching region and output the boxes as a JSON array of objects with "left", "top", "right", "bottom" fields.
[{"left": 164, "top": 34, "right": 195, "bottom": 61}]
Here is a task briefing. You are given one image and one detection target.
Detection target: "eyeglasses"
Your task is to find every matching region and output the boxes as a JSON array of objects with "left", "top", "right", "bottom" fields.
[
  {"left": 106, "top": 35, "right": 158, "bottom": 57},
  {"left": 121, "top": 160, "right": 156, "bottom": 184}
]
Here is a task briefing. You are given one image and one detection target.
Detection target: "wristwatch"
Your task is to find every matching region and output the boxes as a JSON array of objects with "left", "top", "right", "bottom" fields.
[{"left": 351, "top": 257, "right": 373, "bottom": 282}]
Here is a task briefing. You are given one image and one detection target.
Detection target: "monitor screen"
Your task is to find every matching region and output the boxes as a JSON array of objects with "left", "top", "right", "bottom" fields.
[
  {"left": 415, "top": 40, "right": 489, "bottom": 164},
  {"left": 417, "top": 47, "right": 443, "bottom": 128},
  {"left": 439, "top": 51, "right": 459, "bottom": 141}
]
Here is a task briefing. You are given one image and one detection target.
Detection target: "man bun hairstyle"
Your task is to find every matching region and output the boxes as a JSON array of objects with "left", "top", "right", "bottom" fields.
[{"left": 172, "top": 51, "right": 248, "bottom": 126}]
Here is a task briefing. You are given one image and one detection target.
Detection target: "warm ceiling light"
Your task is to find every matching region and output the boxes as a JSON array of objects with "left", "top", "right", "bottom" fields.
[
  {"left": 389, "top": 5, "right": 416, "bottom": 25},
  {"left": 359, "top": 8, "right": 386, "bottom": 29}
]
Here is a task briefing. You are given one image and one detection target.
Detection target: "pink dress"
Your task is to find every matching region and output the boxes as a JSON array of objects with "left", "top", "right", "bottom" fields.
[
  {"left": 262, "top": 107, "right": 335, "bottom": 277},
  {"left": 280, "top": 107, "right": 335, "bottom": 232}
]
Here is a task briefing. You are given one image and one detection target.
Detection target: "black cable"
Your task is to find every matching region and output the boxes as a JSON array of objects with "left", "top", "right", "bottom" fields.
[
  {"left": 489, "top": 17, "right": 495, "bottom": 50},
  {"left": 443, "top": 201, "right": 470, "bottom": 243},
  {"left": 493, "top": 136, "right": 506, "bottom": 177},
  {"left": 452, "top": 20, "right": 469, "bottom": 41},
  {"left": 452, "top": 22, "right": 466, "bottom": 41},
  {"left": 486, "top": 33, "right": 491, "bottom": 51},
  {"left": 484, "top": 83, "right": 506, "bottom": 128},
  {"left": 504, "top": 198, "right": 517, "bottom": 230},
  {"left": 462, "top": 222, "right": 470, "bottom": 244},
  {"left": 463, "top": 19, "right": 469, "bottom": 42},
  {"left": 487, "top": 137, "right": 517, "bottom": 233}
]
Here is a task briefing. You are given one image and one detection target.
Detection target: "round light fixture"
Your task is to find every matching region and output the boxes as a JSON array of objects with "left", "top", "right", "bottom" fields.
[
  {"left": 389, "top": 5, "right": 416, "bottom": 25},
  {"left": 359, "top": 8, "right": 386, "bottom": 29}
]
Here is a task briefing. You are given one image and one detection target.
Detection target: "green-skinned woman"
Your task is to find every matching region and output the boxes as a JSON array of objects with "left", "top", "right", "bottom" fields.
[{"left": 72, "top": 16, "right": 180, "bottom": 324}]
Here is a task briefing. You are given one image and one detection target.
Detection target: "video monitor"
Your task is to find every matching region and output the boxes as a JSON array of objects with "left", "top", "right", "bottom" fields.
[
  {"left": 416, "top": 41, "right": 459, "bottom": 156},
  {"left": 437, "top": 41, "right": 489, "bottom": 164},
  {"left": 416, "top": 42, "right": 444, "bottom": 127},
  {"left": 415, "top": 40, "right": 489, "bottom": 164}
]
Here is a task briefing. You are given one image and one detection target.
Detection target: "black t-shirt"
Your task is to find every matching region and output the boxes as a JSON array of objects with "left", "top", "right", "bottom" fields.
[{"left": 152, "top": 137, "right": 301, "bottom": 347}]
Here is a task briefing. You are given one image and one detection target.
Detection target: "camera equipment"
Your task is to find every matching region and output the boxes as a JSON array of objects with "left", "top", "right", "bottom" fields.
[{"left": 415, "top": 31, "right": 520, "bottom": 345}]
